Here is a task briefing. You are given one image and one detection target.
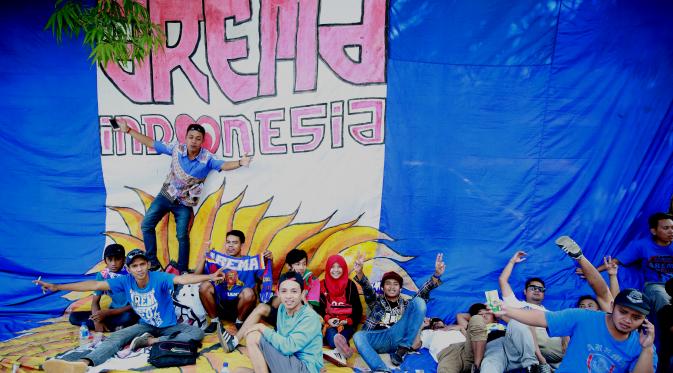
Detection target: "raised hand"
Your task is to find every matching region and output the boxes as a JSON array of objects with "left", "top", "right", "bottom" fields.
[
  {"left": 604, "top": 256, "right": 618, "bottom": 276},
  {"left": 509, "top": 250, "right": 527, "bottom": 264},
  {"left": 116, "top": 118, "right": 129, "bottom": 133},
  {"left": 210, "top": 267, "right": 226, "bottom": 282},
  {"left": 239, "top": 154, "right": 253, "bottom": 167},
  {"left": 352, "top": 251, "right": 365, "bottom": 276},
  {"left": 263, "top": 250, "right": 273, "bottom": 261},
  {"left": 33, "top": 278, "right": 58, "bottom": 293},
  {"left": 434, "top": 253, "right": 445, "bottom": 277}
]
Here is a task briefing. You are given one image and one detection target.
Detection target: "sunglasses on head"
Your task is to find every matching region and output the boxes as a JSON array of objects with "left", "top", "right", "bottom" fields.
[{"left": 527, "top": 285, "right": 546, "bottom": 292}]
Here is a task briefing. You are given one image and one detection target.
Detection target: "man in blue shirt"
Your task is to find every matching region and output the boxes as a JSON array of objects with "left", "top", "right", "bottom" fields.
[
  {"left": 493, "top": 288, "right": 657, "bottom": 373},
  {"left": 585, "top": 212, "right": 673, "bottom": 313},
  {"left": 36, "top": 249, "right": 226, "bottom": 372},
  {"left": 117, "top": 119, "right": 253, "bottom": 272},
  {"left": 68, "top": 244, "right": 138, "bottom": 331}
]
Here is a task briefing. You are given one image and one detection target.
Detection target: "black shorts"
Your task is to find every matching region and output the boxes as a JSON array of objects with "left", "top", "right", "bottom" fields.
[
  {"left": 263, "top": 296, "right": 279, "bottom": 327},
  {"left": 215, "top": 292, "right": 240, "bottom": 322}
]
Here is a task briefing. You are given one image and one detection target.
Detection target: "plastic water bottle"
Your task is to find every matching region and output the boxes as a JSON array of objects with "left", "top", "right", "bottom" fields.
[
  {"left": 220, "top": 362, "right": 230, "bottom": 373},
  {"left": 79, "top": 322, "right": 90, "bottom": 346}
]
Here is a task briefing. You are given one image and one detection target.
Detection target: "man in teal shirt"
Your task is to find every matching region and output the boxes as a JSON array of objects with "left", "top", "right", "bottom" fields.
[{"left": 240, "top": 271, "right": 323, "bottom": 373}]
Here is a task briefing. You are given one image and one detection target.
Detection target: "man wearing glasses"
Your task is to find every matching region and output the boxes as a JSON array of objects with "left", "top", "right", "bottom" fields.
[{"left": 479, "top": 251, "right": 563, "bottom": 373}]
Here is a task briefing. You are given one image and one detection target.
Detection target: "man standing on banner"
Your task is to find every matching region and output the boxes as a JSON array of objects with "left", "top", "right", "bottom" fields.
[{"left": 116, "top": 119, "right": 252, "bottom": 273}]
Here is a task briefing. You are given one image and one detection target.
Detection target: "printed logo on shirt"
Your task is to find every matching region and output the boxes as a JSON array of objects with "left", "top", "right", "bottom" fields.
[
  {"left": 225, "top": 270, "right": 245, "bottom": 290},
  {"left": 648, "top": 255, "right": 673, "bottom": 280},
  {"left": 380, "top": 307, "right": 401, "bottom": 327},
  {"left": 130, "top": 288, "right": 163, "bottom": 326},
  {"left": 586, "top": 343, "right": 625, "bottom": 372}
]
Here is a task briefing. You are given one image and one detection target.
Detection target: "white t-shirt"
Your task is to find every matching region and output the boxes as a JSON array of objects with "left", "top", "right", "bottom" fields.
[
  {"left": 420, "top": 329, "right": 466, "bottom": 362},
  {"left": 502, "top": 294, "right": 546, "bottom": 311},
  {"left": 502, "top": 294, "right": 561, "bottom": 347}
]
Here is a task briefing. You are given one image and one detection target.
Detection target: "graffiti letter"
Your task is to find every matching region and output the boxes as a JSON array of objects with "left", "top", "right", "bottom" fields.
[
  {"left": 290, "top": 104, "right": 326, "bottom": 152},
  {"left": 222, "top": 116, "right": 255, "bottom": 157},
  {"left": 142, "top": 115, "right": 174, "bottom": 155},
  {"left": 151, "top": 0, "right": 209, "bottom": 103},
  {"left": 256, "top": 109, "right": 287, "bottom": 154},
  {"left": 204, "top": 0, "right": 258, "bottom": 103},
  {"left": 319, "top": 0, "right": 386, "bottom": 84},
  {"left": 330, "top": 101, "right": 344, "bottom": 148},
  {"left": 259, "top": 0, "right": 318, "bottom": 95},
  {"left": 348, "top": 98, "right": 385, "bottom": 145}
]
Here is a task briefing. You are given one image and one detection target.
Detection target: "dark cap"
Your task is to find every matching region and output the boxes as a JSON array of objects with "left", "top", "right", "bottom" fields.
[
  {"left": 103, "top": 244, "right": 125, "bottom": 259},
  {"left": 186, "top": 123, "right": 205, "bottom": 135},
  {"left": 381, "top": 271, "right": 403, "bottom": 286},
  {"left": 278, "top": 271, "right": 304, "bottom": 291},
  {"left": 614, "top": 288, "right": 650, "bottom": 315},
  {"left": 125, "top": 248, "right": 149, "bottom": 266}
]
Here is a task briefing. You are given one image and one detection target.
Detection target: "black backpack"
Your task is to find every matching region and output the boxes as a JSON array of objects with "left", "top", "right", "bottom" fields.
[{"left": 147, "top": 340, "right": 200, "bottom": 368}]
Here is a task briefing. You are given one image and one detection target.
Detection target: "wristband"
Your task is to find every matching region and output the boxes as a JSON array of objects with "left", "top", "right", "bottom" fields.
[
  {"left": 125, "top": 127, "right": 131, "bottom": 134},
  {"left": 432, "top": 273, "right": 441, "bottom": 280}
]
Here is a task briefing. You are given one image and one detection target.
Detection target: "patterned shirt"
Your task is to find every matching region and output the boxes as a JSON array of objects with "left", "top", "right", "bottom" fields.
[
  {"left": 355, "top": 273, "right": 440, "bottom": 331},
  {"left": 154, "top": 141, "right": 224, "bottom": 207}
]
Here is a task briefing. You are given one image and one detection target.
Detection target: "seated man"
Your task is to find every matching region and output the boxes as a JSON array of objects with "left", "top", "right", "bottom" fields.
[
  {"left": 587, "top": 212, "right": 673, "bottom": 313},
  {"left": 196, "top": 230, "right": 272, "bottom": 334},
  {"left": 414, "top": 304, "right": 504, "bottom": 373},
  {"left": 353, "top": 253, "right": 445, "bottom": 372},
  {"left": 497, "top": 250, "right": 563, "bottom": 372},
  {"left": 496, "top": 288, "right": 658, "bottom": 372},
  {"left": 68, "top": 243, "right": 138, "bottom": 332},
  {"left": 235, "top": 271, "right": 323, "bottom": 373},
  {"left": 219, "top": 248, "right": 319, "bottom": 353},
  {"left": 37, "top": 249, "right": 223, "bottom": 372}
]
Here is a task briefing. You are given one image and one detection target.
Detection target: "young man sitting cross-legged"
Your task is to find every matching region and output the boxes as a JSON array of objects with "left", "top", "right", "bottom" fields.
[
  {"left": 235, "top": 271, "right": 323, "bottom": 373},
  {"left": 36, "top": 249, "right": 224, "bottom": 373}
]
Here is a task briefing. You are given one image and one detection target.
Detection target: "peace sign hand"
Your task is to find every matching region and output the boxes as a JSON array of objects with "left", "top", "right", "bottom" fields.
[
  {"left": 434, "top": 253, "right": 445, "bottom": 277},
  {"left": 352, "top": 251, "right": 365, "bottom": 277}
]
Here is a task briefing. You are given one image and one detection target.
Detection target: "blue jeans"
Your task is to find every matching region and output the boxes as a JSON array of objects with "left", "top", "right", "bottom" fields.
[
  {"left": 141, "top": 194, "right": 192, "bottom": 271},
  {"left": 353, "top": 297, "right": 426, "bottom": 371},
  {"left": 325, "top": 325, "right": 355, "bottom": 348},
  {"left": 645, "top": 282, "right": 671, "bottom": 314},
  {"left": 69, "top": 309, "right": 138, "bottom": 331},
  {"left": 84, "top": 322, "right": 204, "bottom": 366}
]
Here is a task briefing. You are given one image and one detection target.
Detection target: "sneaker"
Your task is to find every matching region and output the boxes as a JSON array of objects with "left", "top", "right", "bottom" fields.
[
  {"left": 204, "top": 322, "right": 218, "bottom": 334},
  {"left": 43, "top": 359, "right": 88, "bottom": 373},
  {"left": 538, "top": 364, "right": 552, "bottom": 373},
  {"left": 333, "top": 333, "right": 354, "bottom": 359},
  {"left": 323, "top": 348, "right": 348, "bottom": 367},
  {"left": 217, "top": 322, "right": 239, "bottom": 353},
  {"left": 130, "top": 332, "right": 153, "bottom": 351},
  {"left": 389, "top": 346, "right": 409, "bottom": 366},
  {"left": 555, "top": 235, "right": 583, "bottom": 259},
  {"left": 528, "top": 364, "right": 552, "bottom": 373}
]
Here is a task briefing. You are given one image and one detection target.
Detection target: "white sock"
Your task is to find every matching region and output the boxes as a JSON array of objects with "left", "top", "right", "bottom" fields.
[
  {"left": 210, "top": 317, "right": 219, "bottom": 323},
  {"left": 235, "top": 318, "right": 243, "bottom": 324}
]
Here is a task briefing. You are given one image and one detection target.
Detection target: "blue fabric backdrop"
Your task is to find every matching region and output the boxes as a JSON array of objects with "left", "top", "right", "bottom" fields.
[
  {"left": 0, "top": 1, "right": 104, "bottom": 339},
  {"left": 382, "top": 0, "right": 673, "bottom": 322},
  {"left": 1, "top": 0, "right": 673, "bottom": 342}
]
